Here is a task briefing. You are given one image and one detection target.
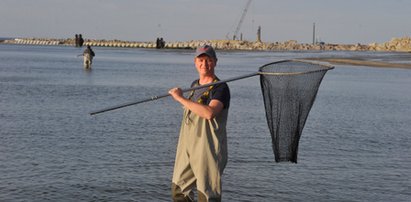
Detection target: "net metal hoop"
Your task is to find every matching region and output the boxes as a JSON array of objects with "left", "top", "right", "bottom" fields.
[{"left": 258, "top": 59, "right": 334, "bottom": 76}]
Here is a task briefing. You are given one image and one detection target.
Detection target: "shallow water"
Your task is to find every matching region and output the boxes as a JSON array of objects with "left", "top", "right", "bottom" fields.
[{"left": 1, "top": 44, "right": 410, "bottom": 201}]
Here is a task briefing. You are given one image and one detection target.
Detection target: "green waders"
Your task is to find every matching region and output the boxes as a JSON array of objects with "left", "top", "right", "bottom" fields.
[{"left": 172, "top": 107, "right": 228, "bottom": 202}]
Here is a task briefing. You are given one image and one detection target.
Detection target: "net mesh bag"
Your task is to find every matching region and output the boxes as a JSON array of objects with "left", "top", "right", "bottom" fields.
[{"left": 259, "top": 60, "right": 333, "bottom": 163}]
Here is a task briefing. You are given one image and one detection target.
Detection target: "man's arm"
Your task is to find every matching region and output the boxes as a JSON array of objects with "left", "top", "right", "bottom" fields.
[{"left": 169, "top": 88, "right": 224, "bottom": 120}]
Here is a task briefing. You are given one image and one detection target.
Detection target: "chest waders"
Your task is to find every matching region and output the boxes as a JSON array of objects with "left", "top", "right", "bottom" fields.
[
  {"left": 172, "top": 79, "right": 228, "bottom": 202},
  {"left": 83, "top": 53, "right": 93, "bottom": 69}
]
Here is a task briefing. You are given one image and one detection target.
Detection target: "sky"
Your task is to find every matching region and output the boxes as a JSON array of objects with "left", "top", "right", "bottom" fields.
[{"left": 1, "top": 0, "right": 410, "bottom": 44}]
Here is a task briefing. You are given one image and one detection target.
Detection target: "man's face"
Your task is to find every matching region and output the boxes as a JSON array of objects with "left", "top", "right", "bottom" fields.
[{"left": 194, "top": 55, "right": 216, "bottom": 77}]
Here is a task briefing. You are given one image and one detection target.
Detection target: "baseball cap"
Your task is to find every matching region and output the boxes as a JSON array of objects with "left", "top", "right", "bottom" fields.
[{"left": 195, "top": 45, "right": 217, "bottom": 60}]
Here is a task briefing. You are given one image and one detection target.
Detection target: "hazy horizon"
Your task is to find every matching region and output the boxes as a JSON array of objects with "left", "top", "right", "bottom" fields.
[{"left": 1, "top": 0, "right": 410, "bottom": 44}]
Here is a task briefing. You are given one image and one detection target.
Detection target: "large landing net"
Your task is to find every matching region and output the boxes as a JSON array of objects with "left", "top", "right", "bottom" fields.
[{"left": 259, "top": 60, "right": 333, "bottom": 163}]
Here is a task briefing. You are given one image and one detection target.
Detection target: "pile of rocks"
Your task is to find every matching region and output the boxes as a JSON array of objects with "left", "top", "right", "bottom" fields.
[
  {"left": 2, "top": 37, "right": 411, "bottom": 52},
  {"left": 368, "top": 37, "right": 411, "bottom": 52}
]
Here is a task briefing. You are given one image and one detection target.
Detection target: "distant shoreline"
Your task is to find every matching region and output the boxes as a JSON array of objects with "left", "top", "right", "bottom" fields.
[
  {"left": 1, "top": 37, "right": 411, "bottom": 53},
  {"left": 2, "top": 37, "right": 410, "bottom": 69}
]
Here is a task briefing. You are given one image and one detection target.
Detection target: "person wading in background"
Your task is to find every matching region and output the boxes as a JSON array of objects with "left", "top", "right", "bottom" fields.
[
  {"left": 83, "top": 45, "right": 95, "bottom": 69},
  {"left": 168, "top": 45, "right": 230, "bottom": 202},
  {"left": 75, "top": 34, "right": 79, "bottom": 47},
  {"left": 78, "top": 34, "right": 84, "bottom": 47}
]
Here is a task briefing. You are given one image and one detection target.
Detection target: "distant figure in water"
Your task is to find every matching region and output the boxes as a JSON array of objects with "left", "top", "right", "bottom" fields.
[
  {"left": 83, "top": 45, "right": 95, "bottom": 69},
  {"left": 75, "top": 34, "right": 79, "bottom": 47},
  {"left": 156, "top": 37, "right": 165, "bottom": 49},
  {"left": 78, "top": 34, "right": 84, "bottom": 47}
]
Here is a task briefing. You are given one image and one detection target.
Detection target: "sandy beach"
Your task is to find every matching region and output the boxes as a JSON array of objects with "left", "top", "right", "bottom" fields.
[{"left": 303, "top": 57, "right": 411, "bottom": 69}]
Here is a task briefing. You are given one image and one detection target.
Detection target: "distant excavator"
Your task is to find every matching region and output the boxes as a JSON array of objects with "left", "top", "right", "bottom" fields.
[{"left": 227, "top": 0, "right": 252, "bottom": 40}]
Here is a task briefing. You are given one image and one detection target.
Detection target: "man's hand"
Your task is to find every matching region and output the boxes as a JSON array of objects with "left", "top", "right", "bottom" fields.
[{"left": 168, "top": 87, "right": 183, "bottom": 101}]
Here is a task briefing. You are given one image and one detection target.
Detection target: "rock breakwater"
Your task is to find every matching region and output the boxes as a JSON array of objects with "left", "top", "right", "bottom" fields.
[{"left": 2, "top": 37, "right": 411, "bottom": 52}]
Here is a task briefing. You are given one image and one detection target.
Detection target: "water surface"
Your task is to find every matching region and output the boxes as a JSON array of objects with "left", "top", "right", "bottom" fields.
[{"left": 1, "top": 44, "right": 410, "bottom": 201}]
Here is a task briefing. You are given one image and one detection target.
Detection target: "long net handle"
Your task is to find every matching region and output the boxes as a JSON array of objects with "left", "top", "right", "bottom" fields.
[
  {"left": 89, "top": 72, "right": 259, "bottom": 115},
  {"left": 89, "top": 60, "right": 334, "bottom": 116}
]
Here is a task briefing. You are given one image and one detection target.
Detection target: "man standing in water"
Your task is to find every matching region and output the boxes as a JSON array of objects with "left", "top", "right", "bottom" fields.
[
  {"left": 83, "top": 45, "right": 95, "bottom": 69},
  {"left": 168, "top": 45, "right": 230, "bottom": 202}
]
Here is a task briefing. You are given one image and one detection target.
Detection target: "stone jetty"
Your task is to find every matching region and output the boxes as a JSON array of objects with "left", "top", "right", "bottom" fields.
[{"left": 1, "top": 37, "right": 411, "bottom": 52}]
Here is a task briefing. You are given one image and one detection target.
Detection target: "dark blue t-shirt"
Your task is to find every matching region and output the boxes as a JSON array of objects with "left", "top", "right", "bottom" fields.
[{"left": 190, "top": 80, "right": 230, "bottom": 109}]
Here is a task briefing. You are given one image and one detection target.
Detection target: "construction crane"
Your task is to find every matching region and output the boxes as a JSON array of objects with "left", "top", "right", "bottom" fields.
[{"left": 231, "top": 0, "right": 252, "bottom": 40}]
